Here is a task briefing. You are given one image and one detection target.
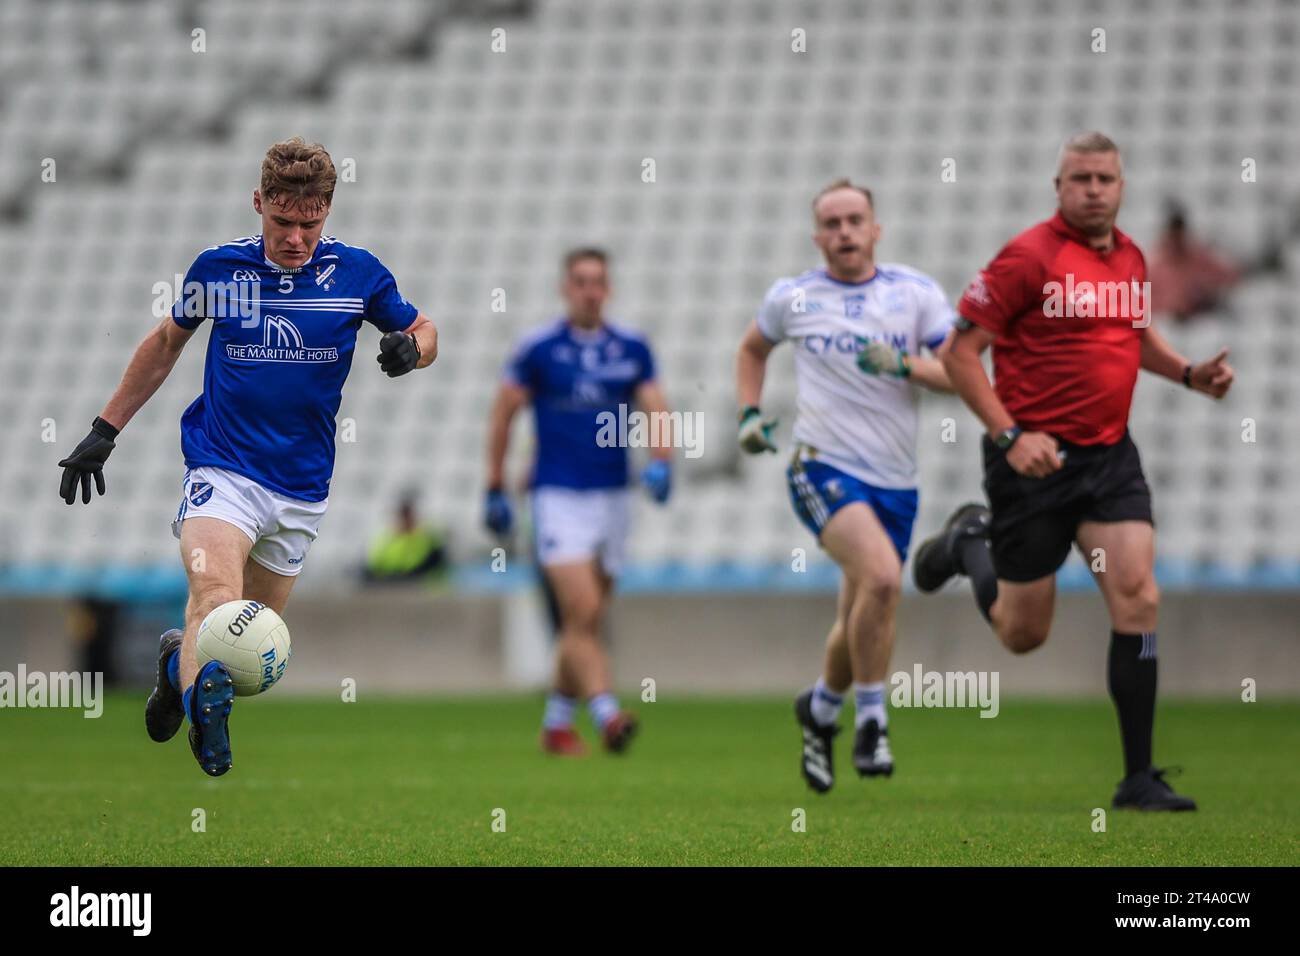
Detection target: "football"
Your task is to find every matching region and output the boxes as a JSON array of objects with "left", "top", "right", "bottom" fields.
[{"left": 195, "top": 600, "right": 292, "bottom": 697}]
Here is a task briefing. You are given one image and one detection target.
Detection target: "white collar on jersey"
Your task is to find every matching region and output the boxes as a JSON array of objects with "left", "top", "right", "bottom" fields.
[{"left": 566, "top": 321, "right": 608, "bottom": 344}]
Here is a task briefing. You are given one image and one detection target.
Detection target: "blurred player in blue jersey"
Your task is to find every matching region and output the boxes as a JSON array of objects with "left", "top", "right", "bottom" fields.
[
  {"left": 735, "top": 180, "right": 955, "bottom": 792},
  {"left": 484, "top": 248, "right": 673, "bottom": 756},
  {"left": 56, "top": 138, "right": 438, "bottom": 777}
]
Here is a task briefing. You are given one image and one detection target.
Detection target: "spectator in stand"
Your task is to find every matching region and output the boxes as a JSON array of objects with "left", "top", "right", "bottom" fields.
[
  {"left": 1148, "top": 205, "right": 1242, "bottom": 323},
  {"left": 362, "top": 495, "right": 448, "bottom": 584}
]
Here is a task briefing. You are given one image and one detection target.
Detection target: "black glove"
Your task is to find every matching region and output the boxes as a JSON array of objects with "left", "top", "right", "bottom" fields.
[
  {"left": 58, "top": 417, "right": 118, "bottom": 505},
  {"left": 377, "top": 331, "right": 420, "bottom": 377}
]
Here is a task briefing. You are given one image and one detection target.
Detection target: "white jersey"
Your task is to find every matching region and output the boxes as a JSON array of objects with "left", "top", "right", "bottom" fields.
[{"left": 756, "top": 264, "right": 954, "bottom": 489}]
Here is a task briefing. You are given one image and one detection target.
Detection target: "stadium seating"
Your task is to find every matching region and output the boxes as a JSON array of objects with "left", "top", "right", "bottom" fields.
[{"left": 0, "top": 0, "right": 1296, "bottom": 588}]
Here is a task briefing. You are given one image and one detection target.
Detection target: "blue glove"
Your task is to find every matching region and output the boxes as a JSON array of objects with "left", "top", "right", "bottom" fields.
[
  {"left": 641, "top": 460, "right": 671, "bottom": 504},
  {"left": 484, "top": 488, "right": 513, "bottom": 535}
]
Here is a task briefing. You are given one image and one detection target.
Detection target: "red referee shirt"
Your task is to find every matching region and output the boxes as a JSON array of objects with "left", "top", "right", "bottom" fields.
[{"left": 957, "top": 211, "right": 1148, "bottom": 445}]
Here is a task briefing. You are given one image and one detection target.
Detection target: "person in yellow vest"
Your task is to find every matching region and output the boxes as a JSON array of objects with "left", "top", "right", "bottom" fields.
[{"left": 363, "top": 496, "right": 447, "bottom": 583}]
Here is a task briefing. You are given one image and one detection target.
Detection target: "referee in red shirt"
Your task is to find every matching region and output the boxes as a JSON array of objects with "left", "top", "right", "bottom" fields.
[{"left": 912, "top": 132, "right": 1234, "bottom": 811}]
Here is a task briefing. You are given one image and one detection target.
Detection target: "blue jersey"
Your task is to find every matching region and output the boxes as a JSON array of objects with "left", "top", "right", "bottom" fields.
[
  {"left": 171, "top": 235, "right": 418, "bottom": 501},
  {"left": 505, "top": 319, "right": 657, "bottom": 490}
]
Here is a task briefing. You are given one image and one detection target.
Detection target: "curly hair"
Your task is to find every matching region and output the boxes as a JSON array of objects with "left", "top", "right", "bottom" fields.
[{"left": 260, "top": 137, "right": 336, "bottom": 213}]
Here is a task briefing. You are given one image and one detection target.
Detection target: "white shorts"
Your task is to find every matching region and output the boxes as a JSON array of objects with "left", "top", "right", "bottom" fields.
[
  {"left": 171, "top": 466, "right": 328, "bottom": 576},
  {"left": 532, "top": 486, "right": 631, "bottom": 577}
]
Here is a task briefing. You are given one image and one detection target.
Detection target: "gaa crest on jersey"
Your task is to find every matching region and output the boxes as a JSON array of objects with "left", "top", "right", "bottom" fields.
[
  {"left": 188, "top": 481, "right": 213, "bottom": 506},
  {"left": 843, "top": 293, "right": 866, "bottom": 318}
]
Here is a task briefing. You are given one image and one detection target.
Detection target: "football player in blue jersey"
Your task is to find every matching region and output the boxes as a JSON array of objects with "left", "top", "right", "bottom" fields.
[
  {"left": 485, "top": 248, "right": 673, "bottom": 756},
  {"left": 735, "top": 180, "right": 955, "bottom": 792},
  {"left": 56, "top": 138, "right": 438, "bottom": 777}
]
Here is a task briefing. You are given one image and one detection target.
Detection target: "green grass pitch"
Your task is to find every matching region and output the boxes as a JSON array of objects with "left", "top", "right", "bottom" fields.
[{"left": 1, "top": 694, "right": 1295, "bottom": 865}]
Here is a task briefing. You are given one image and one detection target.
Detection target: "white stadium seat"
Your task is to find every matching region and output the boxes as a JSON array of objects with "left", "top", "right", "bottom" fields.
[{"left": 0, "top": 0, "right": 1296, "bottom": 586}]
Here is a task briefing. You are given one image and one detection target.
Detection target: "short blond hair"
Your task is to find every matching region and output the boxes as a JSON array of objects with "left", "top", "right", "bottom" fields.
[
  {"left": 260, "top": 137, "right": 336, "bottom": 212},
  {"left": 812, "top": 178, "right": 875, "bottom": 221},
  {"left": 1056, "top": 131, "right": 1122, "bottom": 177}
]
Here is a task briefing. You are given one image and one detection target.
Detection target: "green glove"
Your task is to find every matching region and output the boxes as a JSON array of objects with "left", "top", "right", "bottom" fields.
[
  {"left": 857, "top": 340, "right": 910, "bottom": 377},
  {"left": 737, "top": 406, "right": 778, "bottom": 454}
]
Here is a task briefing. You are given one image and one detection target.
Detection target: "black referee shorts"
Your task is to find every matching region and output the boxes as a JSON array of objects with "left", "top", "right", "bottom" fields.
[{"left": 981, "top": 429, "right": 1154, "bottom": 583}]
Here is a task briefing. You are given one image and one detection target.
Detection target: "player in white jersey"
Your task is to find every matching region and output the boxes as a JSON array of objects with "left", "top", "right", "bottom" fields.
[{"left": 734, "top": 180, "right": 955, "bottom": 792}]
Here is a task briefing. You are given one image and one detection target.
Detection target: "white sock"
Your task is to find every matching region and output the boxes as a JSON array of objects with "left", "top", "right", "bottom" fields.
[
  {"left": 854, "top": 682, "right": 887, "bottom": 730},
  {"left": 542, "top": 692, "right": 576, "bottom": 730},
  {"left": 810, "top": 677, "right": 844, "bottom": 727},
  {"left": 588, "top": 692, "right": 620, "bottom": 730}
]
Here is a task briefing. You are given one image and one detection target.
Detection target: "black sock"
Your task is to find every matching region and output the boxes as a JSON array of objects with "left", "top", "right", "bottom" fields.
[
  {"left": 955, "top": 535, "right": 998, "bottom": 622},
  {"left": 1107, "top": 630, "right": 1157, "bottom": 777}
]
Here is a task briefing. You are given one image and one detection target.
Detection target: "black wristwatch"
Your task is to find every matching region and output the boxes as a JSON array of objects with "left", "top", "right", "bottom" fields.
[
  {"left": 994, "top": 425, "right": 1022, "bottom": 451},
  {"left": 1181, "top": 364, "right": 1193, "bottom": 388}
]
